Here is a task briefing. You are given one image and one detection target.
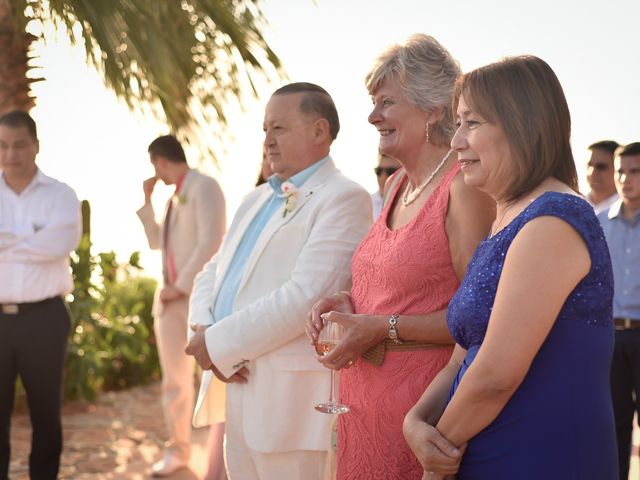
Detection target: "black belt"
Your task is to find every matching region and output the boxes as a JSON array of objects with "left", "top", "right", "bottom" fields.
[
  {"left": 0, "top": 296, "right": 60, "bottom": 315},
  {"left": 614, "top": 317, "right": 640, "bottom": 330}
]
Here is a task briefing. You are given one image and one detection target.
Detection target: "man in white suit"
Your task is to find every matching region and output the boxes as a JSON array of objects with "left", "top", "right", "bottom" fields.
[
  {"left": 137, "top": 135, "right": 226, "bottom": 476},
  {"left": 186, "top": 83, "right": 372, "bottom": 479}
]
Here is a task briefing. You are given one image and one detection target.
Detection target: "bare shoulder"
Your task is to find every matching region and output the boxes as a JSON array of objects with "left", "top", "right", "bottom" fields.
[
  {"left": 448, "top": 172, "right": 495, "bottom": 224},
  {"left": 446, "top": 172, "right": 495, "bottom": 280},
  {"left": 508, "top": 214, "right": 591, "bottom": 277},
  {"left": 450, "top": 172, "right": 493, "bottom": 207},
  {"left": 515, "top": 214, "right": 587, "bottom": 249}
]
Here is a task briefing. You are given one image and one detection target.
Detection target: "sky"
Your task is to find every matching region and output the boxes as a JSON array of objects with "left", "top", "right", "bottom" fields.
[{"left": 26, "top": 0, "right": 640, "bottom": 279}]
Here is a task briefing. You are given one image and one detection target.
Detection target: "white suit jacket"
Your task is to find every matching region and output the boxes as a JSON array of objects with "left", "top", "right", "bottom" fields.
[
  {"left": 189, "top": 158, "right": 372, "bottom": 453},
  {"left": 137, "top": 169, "right": 226, "bottom": 298}
]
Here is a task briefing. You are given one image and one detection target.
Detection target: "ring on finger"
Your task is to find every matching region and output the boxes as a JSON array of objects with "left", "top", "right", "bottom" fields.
[{"left": 347, "top": 360, "right": 354, "bottom": 367}]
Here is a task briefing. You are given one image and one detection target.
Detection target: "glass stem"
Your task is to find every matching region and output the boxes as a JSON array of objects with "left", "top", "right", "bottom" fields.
[{"left": 329, "top": 369, "right": 337, "bottom": 404}]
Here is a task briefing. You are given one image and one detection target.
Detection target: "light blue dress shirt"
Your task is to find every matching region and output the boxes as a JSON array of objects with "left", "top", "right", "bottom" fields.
[
  {"left": 598, "top": 200, "right": 640, "bottom": 320},
  {"left": 212, "top": 157, "right": 329, "bottom": 322}
]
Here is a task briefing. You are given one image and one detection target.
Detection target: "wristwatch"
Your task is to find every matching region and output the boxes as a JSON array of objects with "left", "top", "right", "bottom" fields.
[{"left": 388, "top": 313, "right": 402, "bottom": 344}]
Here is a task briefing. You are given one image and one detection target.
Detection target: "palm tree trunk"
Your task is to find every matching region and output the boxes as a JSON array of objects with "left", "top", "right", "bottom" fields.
[{"left": 0, "top": 2, "right": 36, "bottom": 114}]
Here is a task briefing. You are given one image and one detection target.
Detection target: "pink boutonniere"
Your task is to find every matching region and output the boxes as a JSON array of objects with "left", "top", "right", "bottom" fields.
[{"left": 280, "top": 181, "right": 298, "bottom": 217}]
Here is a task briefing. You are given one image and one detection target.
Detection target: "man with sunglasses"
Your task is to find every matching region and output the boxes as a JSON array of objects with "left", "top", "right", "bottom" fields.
[
  {"left": 372, "top": 153, "right": 400, "bottom": 219},
  {"left": 586, "top": 140, "right": 619, "bottom": 214}
]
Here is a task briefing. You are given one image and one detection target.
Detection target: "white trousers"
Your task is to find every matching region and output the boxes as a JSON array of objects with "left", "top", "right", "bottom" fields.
[
  {"left": 225, "top": 383, "right": 326, "bottom": 480},
  {"left": 155, "top": 297, "right": 194, "bottom": 461}
]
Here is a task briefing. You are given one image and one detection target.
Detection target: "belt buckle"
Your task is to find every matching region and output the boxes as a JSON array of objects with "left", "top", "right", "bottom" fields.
[{"left": 1, "top": 304, "right": 19, "bottom": 315}]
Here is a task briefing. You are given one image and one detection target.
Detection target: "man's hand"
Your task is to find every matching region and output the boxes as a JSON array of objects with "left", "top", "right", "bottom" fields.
[
  {"left": 159, "top": 285, "right": 185, "bottom": 304},
  {"left": 216, "top": 366, "right": 249, "bottom": 384},
  {"left": 185, "top": 324, "right": 213, "bottom": 370},
  {"left": 185, "top": 324, "right": 249, "bottom": 384},
  {"left": 143, "top": 176, "right": 158, "bottom": 204}
]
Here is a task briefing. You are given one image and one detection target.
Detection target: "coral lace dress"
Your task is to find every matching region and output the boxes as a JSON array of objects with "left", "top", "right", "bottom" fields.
[{"left": 337, "top": 165, "right": 460, "bottom": 479}]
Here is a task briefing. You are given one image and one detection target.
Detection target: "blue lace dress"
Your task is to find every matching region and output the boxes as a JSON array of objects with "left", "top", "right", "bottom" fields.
[{"left": 446, "top": 192, "right": 617, "bottom": 479}]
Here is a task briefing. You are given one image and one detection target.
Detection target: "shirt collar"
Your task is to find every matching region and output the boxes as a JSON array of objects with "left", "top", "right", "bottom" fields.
[
  {"left": 32, "top": 168, "right": 55, "bottom": 185},
  {"left": 266, "top": 156, "right": 330, "bottom": 194},
  {"left": 587, "top": 191, "right": 618, "bottom": 206},
  {"left": 608, "top": 199, "right": 640, "bottom": 224},
  {"left": 0, "top": 168, "right": 53, "bottom": 192},
  {"left": 608, "top": 199, "right": 623, "bottom": 219}
]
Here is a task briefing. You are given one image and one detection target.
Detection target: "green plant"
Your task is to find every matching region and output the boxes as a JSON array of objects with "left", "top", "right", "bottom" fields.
[
  {"left": 2, "top": 0, "right": 283, "bottom": 162},
  {"left": 65, "top": 201, "right": 159, "bottom": 401},
  {"left": 66, "top": 246, "right": 159, "bottom": 401}
]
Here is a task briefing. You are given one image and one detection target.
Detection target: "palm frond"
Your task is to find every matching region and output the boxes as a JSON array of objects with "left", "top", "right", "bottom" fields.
[{"left": 26, "top": 0, "right": 284, "bottom": 163}]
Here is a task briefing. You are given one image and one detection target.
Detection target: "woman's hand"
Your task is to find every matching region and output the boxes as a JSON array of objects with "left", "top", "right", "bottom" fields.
[
  {"left": 306, "top": 291, "right": 354, "bottom": 344},
  {"left": 318, "top": 310, "right": 387, "bottom": 370},
  {"left": 404, "top": 410, "right": 464, "bottom": 477}
]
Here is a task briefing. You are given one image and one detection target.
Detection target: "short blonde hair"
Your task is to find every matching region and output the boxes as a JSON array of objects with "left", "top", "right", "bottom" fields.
[
  {"left": 454, "top": 55, "right": 578, "bottom": 201},
  {"left": 365, "top": 34, "right": 461, "bottom": 146}
]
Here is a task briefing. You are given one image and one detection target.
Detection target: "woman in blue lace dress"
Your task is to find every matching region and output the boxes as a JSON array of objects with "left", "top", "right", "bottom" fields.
[{"left": 403, "top": 55, "right": 617, "bottom": 479}]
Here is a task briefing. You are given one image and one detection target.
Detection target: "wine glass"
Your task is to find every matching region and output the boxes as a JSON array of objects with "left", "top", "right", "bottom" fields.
[{"left": 314, "top": 318, "right": 350, "bottom": 414}]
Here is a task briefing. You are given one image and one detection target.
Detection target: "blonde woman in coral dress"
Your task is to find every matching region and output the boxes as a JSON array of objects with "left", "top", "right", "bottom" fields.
[{"left": 307, "top": 34, "right": 495, "bottom": 479}]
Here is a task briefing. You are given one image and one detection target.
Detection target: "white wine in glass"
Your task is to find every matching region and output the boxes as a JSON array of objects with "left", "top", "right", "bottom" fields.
[
  {"left": 314, "top": 318, "right": 350, "bottom": 414},
  {"left": 314, "top": 340, "right": 336, "bottom": 356}
]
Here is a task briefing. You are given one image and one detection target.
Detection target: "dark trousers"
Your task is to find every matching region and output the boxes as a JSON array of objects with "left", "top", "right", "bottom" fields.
[
  {"left": 611, "top": 329, "right": 640, "bottom": 480},
  {"left": 0, "top": 297, "right": 70, "bottom": 480}
]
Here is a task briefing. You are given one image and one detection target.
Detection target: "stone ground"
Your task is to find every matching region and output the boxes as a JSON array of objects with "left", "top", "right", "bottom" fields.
[
  {"left": 9, "top": 382, "right": 209, "bottom": 479},
  {"left": 8, "top": 382, "right": 640, "bottom": 478}
]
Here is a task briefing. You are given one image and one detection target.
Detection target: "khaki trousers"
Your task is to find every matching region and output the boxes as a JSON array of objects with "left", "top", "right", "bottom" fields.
[{"left": 155, "top": 297, "right": 194, "bottom": 461}]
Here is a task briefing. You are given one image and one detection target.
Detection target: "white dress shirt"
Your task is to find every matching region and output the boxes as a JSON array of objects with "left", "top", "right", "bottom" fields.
[
  {"left": 0, "top": 169, "right": 81, "bottom": 303},
  {"left": 586, "top": 191, "right": 619, "bottom": 215}
]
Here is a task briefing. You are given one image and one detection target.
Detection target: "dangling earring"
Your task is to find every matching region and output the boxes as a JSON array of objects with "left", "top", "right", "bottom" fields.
[{"left": 425, "top": 121, "right": 430, "bottom": 144}]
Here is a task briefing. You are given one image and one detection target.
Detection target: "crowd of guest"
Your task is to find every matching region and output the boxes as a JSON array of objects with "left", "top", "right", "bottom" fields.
[{"left": 1, "top": 31, "right": 639, "bottom": 480}]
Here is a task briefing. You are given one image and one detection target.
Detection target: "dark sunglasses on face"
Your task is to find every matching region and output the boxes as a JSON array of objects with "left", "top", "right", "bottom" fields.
[
  {"left": 374, "top": 166, "right": 399, "bottom": 176},
  {"left": 589, "top": 163, "right": 610, "bottom": 172}
]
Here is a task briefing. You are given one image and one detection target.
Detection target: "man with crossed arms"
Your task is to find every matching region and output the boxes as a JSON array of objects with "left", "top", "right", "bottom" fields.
[
  {"left": 0, "top": 110, "right": 80, "bottom": 480},
  {"left": 186, "top": 82, "right": 372, "bottom": 479}
]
